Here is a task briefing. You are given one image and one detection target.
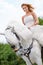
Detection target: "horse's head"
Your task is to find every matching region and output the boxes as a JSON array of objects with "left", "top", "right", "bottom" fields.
[{"left": 5, "top": 28, "right": 20, "bottom": 50}]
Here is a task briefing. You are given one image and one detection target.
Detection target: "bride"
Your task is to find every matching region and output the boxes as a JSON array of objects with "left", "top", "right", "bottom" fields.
[{"left": 21, "top": 3, "right": 43, "bottom": 46}]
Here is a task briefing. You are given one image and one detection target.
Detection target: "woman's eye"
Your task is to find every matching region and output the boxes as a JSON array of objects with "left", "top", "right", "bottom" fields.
[
  {"left": 23, "top": 8, "right": 24, "bottom": 9},
  {"left": 23, "top": 7, "right": 26, "bottom": 9}
]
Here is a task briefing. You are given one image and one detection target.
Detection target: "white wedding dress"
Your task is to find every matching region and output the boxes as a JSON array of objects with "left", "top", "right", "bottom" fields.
[{"left": 24, "top": 15, "right": 43, "bottom": 46}]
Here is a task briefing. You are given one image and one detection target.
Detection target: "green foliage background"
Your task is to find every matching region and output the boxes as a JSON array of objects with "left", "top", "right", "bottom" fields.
[
  {"left": 0, "top": 44, "right": 26, "bottom": 65},
  {"left": 0, "top": 18, "right": 43, "bottom": 65},
  {"left": 39, "top": 18, "right": 43, "bottom": 25}
]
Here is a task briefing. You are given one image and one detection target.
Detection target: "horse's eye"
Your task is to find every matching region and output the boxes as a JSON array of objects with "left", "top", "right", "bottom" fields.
[{"left": 11, "top": 45, "right": 15, "bottom": 49}]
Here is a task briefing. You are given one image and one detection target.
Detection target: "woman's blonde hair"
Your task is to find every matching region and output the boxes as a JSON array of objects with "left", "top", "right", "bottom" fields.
[{"left": 21, "top": 3, "right": 34, "bottom": 12}]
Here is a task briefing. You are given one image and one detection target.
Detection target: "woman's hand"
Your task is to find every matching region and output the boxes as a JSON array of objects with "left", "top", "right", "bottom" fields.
[
  {"left": 28, "top": 27, "right": 30, "bottom": 29},
  {"left": 28, "top": 24, "right": 35, "bottom": 29},
  {"left": 34, "top": 21, "right": 39, "bottom": 25}
]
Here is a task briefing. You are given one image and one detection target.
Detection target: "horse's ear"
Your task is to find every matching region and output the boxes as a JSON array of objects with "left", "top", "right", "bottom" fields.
[
  {"left": 5, "top": 26, "right": 12, "bottom": 30},
  {"left": 11, "top": 27, "right": 15, "bottom": 34}
]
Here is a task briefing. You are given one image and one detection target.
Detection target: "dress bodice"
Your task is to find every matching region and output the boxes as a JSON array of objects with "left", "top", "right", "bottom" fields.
[{"left": 24, "top": 15, "right": 34, "bottom": 27}]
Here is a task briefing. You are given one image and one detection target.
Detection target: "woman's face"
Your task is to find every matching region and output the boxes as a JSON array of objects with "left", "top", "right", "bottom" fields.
[{"left": 22, "top": 5, "right": 29, "bottom": 13}]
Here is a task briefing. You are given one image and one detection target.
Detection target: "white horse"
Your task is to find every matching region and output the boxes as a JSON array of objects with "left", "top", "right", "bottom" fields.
[{"left": 0, "top": 21, "right": 43, "bottom": 65}]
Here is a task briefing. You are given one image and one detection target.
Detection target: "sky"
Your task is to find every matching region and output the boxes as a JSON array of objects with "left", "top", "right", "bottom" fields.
[{"left": 0, "top": 0, "right": 43, "bottom": 43}]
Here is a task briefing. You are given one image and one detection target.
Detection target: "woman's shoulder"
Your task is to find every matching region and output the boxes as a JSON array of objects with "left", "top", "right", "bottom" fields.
[
  {"left": 22, "top": 15, "right": 26, "bottom": 19},
  {"left": 31, "top": 11, "right": 37, "bottom": 17}
]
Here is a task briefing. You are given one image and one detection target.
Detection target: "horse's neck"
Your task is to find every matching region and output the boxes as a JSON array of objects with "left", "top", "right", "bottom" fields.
[
  {"left": 33, "top": 39, "right": 41, "bottom": 50},
  {"left": 19, "top": 37, "right": 32, "bottom": 49}
]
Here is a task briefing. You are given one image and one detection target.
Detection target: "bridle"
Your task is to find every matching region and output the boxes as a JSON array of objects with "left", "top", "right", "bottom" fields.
[{"left": 13, "top": 31, "right": 34, "bottom": 65}]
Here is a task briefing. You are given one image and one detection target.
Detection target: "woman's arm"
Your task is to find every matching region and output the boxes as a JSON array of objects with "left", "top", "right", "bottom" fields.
[
  {"left": 28, "top": 12, "right": 39, "bottom": 29},
  {"left": 32, "top": 12, "right": 39, "bottom": 25},
  {"left": 22, "top": 16, "right": 25, "bottom": 25}
]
